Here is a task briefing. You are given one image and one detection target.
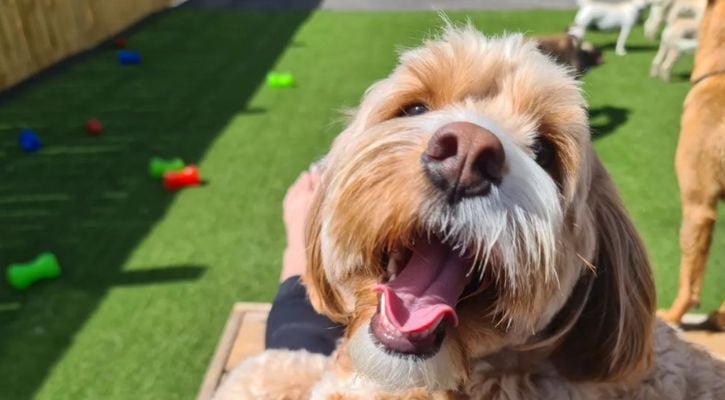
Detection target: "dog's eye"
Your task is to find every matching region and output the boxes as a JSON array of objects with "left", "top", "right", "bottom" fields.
[
  {"left": 398, "top": 103, "right": 429, "bottom": 117},
  {"left": 532, "top": 138, "right": 555, "bottom": 168}
]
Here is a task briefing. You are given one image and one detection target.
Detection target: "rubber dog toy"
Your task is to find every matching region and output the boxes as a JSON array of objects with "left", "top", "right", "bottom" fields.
[
  {"left": 18, "top": 129, "right": 42, "bottom": 153},
  {"left": 118, "top": 50, "right": 141, "bottom": 65},
  {"left": 163, "top": 165, "right": 201, "bottom": 191},
  {"left": 114, "top": 37, "right": 128, "bottom": 49},
  {"left": 86, "top": 118, "right": 103, "bottom": 136},
  {"left": 149, "top": 157, "right": 185, "bottom": 179},
  {"left": 7, "top": 252, "right": 61, "bottom": 290},
  {"left": 266, "top": 72, "right": 295, "bottom": 88}
]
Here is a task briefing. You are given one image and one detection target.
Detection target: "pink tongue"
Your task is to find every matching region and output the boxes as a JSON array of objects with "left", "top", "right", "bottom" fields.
[{"left": 374, "top": 237, "right": 469, "bottom": 334}]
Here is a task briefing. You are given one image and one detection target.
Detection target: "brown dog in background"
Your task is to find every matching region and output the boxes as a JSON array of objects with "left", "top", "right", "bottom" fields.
[
  {"left": 660, "top": 0, "right": 725, "bottom": 330},
  {"left": 532, "top": 27, "right": 603, "bottom": 76}
]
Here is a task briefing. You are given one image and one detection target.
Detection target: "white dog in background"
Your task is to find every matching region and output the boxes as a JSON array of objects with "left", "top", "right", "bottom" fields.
[
  {"left": 645, "top": 0, "right": 705, "bottom": 39},
  {"left": 574, "top": 0, "right": 649, "bottom": 55},
  {"left": 649, "top": 0, "right": 706, "bottom": 80},
  {"left": 645, "top": 0, "right": 674, "bottom": 39}
]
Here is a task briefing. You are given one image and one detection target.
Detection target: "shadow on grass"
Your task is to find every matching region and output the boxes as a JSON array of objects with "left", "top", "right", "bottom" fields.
[
  {"left": 672, "top": 71, "right": 693, "bottom": 82},
  {"left": 680, "top": 312, "right": 723, "bottom": 332},
  {"left": 0, "top": 6, "right": 315, "bottom": 399},
  {"left": 598, "top": 42, "right": 659, "bottom": 53},
  {"left": 590, "top": 105, "right": 630, "bottom": 139}
]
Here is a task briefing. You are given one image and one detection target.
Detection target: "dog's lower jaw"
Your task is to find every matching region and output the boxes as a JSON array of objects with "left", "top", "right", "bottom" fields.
[{"left": 346, "top": 323, "right": 467, "bottom": 392}]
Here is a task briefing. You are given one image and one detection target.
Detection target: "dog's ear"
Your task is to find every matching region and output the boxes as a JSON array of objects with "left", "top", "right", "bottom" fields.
[
  {"left": 552, "top": 156, "right": 655, "bottom": 382},
  {"left": 301, "top": 188, "right": 350, "bottom": 325}
]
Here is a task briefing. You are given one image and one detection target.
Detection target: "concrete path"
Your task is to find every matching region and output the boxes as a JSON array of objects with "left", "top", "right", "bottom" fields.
[{"left": 187, "top": 0, "right": 578, "bottom": 10}]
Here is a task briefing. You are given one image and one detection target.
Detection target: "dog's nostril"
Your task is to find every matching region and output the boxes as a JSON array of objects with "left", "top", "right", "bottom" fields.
[
  {"left": 425, "top": 132, "right": 458, "bottom": 161},
  {"left": 472, "top": 143, "right": 505, "bottom": 184}
]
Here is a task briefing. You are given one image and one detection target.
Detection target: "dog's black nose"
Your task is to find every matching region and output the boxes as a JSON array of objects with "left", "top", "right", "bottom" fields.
[{"left": 422, "top": 122, "right": 505, "bottom": 202}]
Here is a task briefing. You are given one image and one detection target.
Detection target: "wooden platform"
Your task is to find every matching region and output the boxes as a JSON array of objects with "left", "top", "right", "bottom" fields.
[
  {"left": 197, "top": 303, "right": 725, "bottom": 400},
  {"left": 197, "top": 303, "right": 271, "bottom": 400}
]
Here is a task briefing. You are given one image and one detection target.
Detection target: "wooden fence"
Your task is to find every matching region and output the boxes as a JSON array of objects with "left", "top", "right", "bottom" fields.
[{"left": 0, "top": 0, "right": 172, "bottom": 91}]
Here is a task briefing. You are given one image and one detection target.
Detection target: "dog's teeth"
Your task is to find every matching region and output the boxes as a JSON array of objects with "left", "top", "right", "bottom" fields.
[
  {"left": 379, "top": 295, "right": 393, "bottom": 329},
  {"left": 388, "top": 258, "right": 397, "bottom": 271},
  {"left": 387, "top": 255, "right": 399, "bottom": 280}
]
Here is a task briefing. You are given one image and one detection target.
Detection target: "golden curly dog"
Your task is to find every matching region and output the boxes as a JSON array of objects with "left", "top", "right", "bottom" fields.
[
  {"left": 660, "top": 0, "right": 725, "bottom": 330},
  {"left": 215, "top": 25, "right": 725, "bottom": 400}
]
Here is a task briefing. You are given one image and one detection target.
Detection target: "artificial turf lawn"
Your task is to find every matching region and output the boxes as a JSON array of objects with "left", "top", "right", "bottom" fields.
[{"left": 0, "top": 7, "right": 722, "bottom": 400}]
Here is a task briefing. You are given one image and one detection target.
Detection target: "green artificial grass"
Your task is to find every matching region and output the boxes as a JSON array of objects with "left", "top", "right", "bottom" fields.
[{"left": 0, "top": 7, "right": 722, "bottom": 400}]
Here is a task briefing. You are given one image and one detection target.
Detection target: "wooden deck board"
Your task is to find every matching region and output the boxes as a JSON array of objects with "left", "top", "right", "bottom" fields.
[
  {"left": 225, "top": 306, "right": 269, "bottom": 371},
  {"left": 197, "top": 303, "right": 270, "bottom": 400}
]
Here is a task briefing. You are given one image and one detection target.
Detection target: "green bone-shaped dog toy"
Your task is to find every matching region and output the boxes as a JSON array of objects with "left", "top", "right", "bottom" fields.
[
  {"left": 266, "top": 72, "right": 295, "bottom": 88},
  {"left": 7, "top": 252, "right": 61, "bottom": 290},
  {"left": 149, "top": 157, "right": 185, "bottom": 179}
]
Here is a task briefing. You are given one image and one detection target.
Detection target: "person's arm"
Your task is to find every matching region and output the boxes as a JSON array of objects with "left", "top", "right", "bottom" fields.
[{"left": 264, "top": 169, "right": 344, "bottom": 355}]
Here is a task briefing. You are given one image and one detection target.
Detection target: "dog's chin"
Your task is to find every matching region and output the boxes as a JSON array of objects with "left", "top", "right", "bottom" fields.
[
  {"left": 369, "top": 313, "right": 446, "bottom": 357},
  {"left": 347, "top": 322, "right": 466, "bottom": 391}
]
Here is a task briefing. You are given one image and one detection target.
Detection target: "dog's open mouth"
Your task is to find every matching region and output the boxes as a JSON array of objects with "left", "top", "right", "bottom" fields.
[{"left": 370, "top": 234, "right": 483, "bottom": 357}]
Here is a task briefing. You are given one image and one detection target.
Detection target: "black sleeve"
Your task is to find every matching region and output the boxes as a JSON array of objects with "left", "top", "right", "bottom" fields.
[{"left": 265, "top": 275, "right": 345, "bottom": 356}]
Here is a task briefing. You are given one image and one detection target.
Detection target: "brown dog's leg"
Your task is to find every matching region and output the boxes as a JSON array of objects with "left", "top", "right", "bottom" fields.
[
  {"left": 711, "top": 301, "right": 725, "bottom": 331},
  {"left": 660, "top": 193, "right": 717, "bottom": 324}
]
